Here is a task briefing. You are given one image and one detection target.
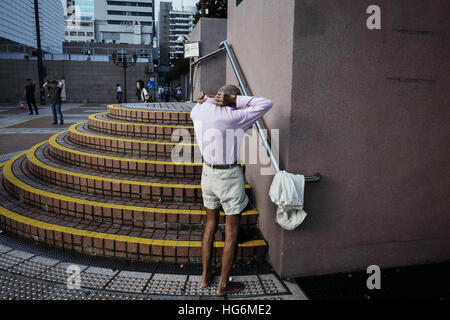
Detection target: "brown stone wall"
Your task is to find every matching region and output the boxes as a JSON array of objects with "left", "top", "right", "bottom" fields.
[
  {"left": 0, "top": 59, "right": 149, "bottom": 103},
  {"left": 189, "top": 18, "right": 228, "bottom": 99},
  {"left": 226, "top": 0, "right": 450, "bottom": 277}
]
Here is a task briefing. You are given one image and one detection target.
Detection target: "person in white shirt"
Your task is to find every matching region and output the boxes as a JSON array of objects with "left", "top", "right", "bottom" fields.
[
  {"left": 116, "top": 84, "right": 122, "bottom": 103},
  {"left": 158, "top": 86, "right": 164, "bottom": 101},
  {"left": 176, "top": 86, "right": 183, "bottom": 102},
  {"left": 136, "top": 80, "right": 150, "bottom": 102}
]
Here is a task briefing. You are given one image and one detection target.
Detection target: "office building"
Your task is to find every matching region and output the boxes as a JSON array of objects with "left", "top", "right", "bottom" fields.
[
  {"left": 169, "top": 6, "right": 196, "bottom": 61},
  {"left": 64, "top": 0, "right": 95, "bottom": 42},
  {"left": 0, "top": 0, "right": 65, "bottom": 53},
  {"left": 94, "top": 0, "right": 155, "bottom": 45}
]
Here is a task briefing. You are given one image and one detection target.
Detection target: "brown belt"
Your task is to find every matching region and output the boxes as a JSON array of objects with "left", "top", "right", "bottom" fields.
[{"left": 204, "top": 162, "right": 239, "bottom": 169}]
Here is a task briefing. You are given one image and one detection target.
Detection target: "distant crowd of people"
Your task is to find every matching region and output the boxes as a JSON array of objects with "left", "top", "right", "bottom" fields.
[
  {"left": 115, "top": 81, "right": 184, "bottom": 104},
  {"left": 20, "top": 78, "right": 185, "bottom": 125},
  {"left": 157, "top": 84, "right": 184, "bottom": 102}
]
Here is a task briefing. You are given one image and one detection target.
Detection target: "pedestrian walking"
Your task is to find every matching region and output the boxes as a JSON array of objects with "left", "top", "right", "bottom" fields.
[
  {"left": 158, "top": 86, "right": 164, "bottom": 102},
  {"left": 136, "top": 80, "right": 150, "bottom": 102},
  {"left": 164, "top": 83, "right": 170, "bottom": 102},
  {"left": 176, "top": 85, "right": 183, "bottom": 102},
  {"left": 23, "top": 79, "right": 39, "bottom": 115},
  {"left": 116, "top": 84, "right": 122, "bottom": 103},
  {"left": 43, "top": 80, "right": 64, "bottom": 125}
]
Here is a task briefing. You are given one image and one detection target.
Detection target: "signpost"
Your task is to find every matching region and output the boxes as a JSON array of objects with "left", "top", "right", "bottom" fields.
[
  {"left": 184, "top": 42, "right": 200, "bottom": 58},
  {"left": 184, "top": 42, "right": 200, "bottom": 101},
  {"left": 146, "top": 81, "right": 154, "bottom": 90}
]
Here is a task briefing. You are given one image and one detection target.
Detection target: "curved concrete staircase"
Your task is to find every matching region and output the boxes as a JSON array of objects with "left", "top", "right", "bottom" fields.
[{"left": 0, "top": 103, "right": 267, "bottom": 265}]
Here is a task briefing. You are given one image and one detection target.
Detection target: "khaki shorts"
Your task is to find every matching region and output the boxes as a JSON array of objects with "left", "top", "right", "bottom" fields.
[{"left": 200, "top": 164, "right": 249, "bottom": 215}]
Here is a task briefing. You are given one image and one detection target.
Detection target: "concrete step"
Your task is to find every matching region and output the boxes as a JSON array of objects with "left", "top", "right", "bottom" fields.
[
  {"left": 89, "top": 113, "right": 195, "bottom": 140},
  {"left": 107, "top": 103, "right": 194, "bottom": 125},
  {"left": 27, "top": 142, "right": 252, "bottom": 204},
  {"left": 49, "top": 130, "right": 204, "bottom": 179},
  {"left": 0, "top": 172, "right": 266, "bottom": 264},
  {"left": 68, "top": 122, "right": 197, "bottom": 158},
  {"left": 3, "top": 152, "right": 258, "bottom": 229}
]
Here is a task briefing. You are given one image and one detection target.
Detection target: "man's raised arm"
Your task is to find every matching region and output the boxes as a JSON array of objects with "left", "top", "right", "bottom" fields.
[{"left": 233, "top": 96, "right": 273, "bottom": 130}]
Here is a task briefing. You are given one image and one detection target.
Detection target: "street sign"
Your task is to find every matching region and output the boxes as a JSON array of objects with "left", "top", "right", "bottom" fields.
[
  {"left": 146, "top": 81, "right": 154, "bottom": 89},
  {"left": 184, "top": 42, "right": 200, "bottom": 58}
]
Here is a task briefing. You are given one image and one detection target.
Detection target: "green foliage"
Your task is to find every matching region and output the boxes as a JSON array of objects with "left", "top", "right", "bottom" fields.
[{"left": 193, "top": 0, "right": 228, "bottom": 25}]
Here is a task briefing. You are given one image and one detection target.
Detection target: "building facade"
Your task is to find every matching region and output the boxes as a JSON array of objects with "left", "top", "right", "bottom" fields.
[
  {"left": 64, "top": 0, "right": 95, "bottom": 42},
  {"left": 158, "top": 1, "right": 171, "bottom": 67},
  {"left": 0, "top": 0, "right": 65, "bottom": 53},
  {"left": 226, "top": 0, "right": 450, "bottom": 278},
  {"left": 94, "top": 0, "right": 155, "bottom": 45},
  {"left": 158, "top": 3, "right": 196, "bottom": 65},
  {"left": 169, "top": 6, "right": 195, "bottom": 61}
]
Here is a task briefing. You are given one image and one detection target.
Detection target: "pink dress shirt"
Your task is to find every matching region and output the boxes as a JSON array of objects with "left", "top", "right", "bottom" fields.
[{"left": 190, "top": 95, "right": 273, "bottom": 165}]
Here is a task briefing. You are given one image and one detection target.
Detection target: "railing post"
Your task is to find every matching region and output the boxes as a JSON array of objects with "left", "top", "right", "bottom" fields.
[{"left": 219, "top": 40, "right": 281, "bottom": 173}]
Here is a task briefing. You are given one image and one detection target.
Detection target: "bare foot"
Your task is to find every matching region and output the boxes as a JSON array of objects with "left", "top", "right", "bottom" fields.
[
  {"left": 216, "top": 281, "right": 245, "bottom": 296},
  {"left": 201, "top": 271, "right": 215, "bottom": 288}
]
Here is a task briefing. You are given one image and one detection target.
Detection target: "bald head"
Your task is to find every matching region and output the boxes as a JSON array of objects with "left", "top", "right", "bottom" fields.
[{"left": 218, "top": 84, "right": 241, "bottom": 96}]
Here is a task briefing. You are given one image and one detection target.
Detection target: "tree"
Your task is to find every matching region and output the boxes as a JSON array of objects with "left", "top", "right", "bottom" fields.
[{"left": 193, "top": 0, "right": 228, "bottom": 25}]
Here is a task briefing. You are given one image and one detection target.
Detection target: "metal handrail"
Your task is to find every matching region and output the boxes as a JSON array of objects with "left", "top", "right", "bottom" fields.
[
  {"left": 218, "top": 40, "right": 320, "bottom": 182},
  {"left": 190, "top": 47, "right": 225, "bottom": 67}
]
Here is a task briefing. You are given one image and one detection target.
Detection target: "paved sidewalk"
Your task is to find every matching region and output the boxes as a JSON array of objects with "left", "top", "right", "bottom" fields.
[
  {"left": 0, "top": 103, "right": 105, "bottom": 158},
  {"left": 0, "top": 227, "right": 307, "bottom": 300}
]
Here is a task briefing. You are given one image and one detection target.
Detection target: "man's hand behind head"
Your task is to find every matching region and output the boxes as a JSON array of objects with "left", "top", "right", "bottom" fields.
[
  {"left": 197, "top": 91, "right": 207, "bottom": 104},
  {"left": 213, "top": 92, "right": 236, "bottom": 107}
]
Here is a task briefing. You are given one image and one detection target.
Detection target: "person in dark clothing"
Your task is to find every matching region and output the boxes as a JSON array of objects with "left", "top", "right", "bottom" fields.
[
  {"left": 164, "top": 83, "right": 170, "bottom": 102},
  {"left": 136, "top": 80, "right": 150, "bottom": 102},
  {"left": 23, "top": 79, "right": 39, "bottom": 115},
  {"left": 43, "top": 80, "right": 64, "bottom": 125}
]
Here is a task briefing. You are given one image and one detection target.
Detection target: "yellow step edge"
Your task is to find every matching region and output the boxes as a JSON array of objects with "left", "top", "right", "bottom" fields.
[
  {"left": 107, "top": 104, "right": 191, "bottom": 115},
  {"left": 69, "top": 122, "right": 197, "bottom": 147},
  {"left": 2, "top": 151, "right": 258, "bottom": 217},
  {"left": 50, "top": 130, "right": 245, "bottom": 168},
  {"left": 50, "top": 130, "right": 203, "bottom": 167},
  {"left": 0, "top": 204, "right": 266, "bottom": 248},
  {"left": 89, "top": 113, "right": 194, "bottom": 129},
  {"left": 28, "top": 141, "right": 252, "bottom": 189}
]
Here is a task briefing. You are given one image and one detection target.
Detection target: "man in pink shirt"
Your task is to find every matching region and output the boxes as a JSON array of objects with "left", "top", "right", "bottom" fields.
[{"left": 190, "top": 84, "right": 273, "bottom": 296}]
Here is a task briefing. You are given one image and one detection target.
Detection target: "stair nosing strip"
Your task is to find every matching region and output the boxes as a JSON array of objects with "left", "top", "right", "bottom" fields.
[
  {"left": 50, "top": 130, "right": 203, "bottom": 166},
  {"left": 3, "top": 151, "right": 258, "bottom": 216},
  {"left": 30, "top": 141, "right": 252, "bottom": 189},
  {"left": 91, "top": 113, "right": 194, "bottom": 129},
  {"left": 108, "top": 104, "right": 192, "bottom": 114},
  {"left": 70, "top": 122, "right": 198, "bottom": 146},
  {"left": 0, "top": 203, "right": 266, "bottom": 248}
]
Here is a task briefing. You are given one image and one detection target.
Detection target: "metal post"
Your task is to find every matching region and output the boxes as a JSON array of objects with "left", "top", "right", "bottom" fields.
[
  {"left": 123, "top": 65, "right": 127, "bottom": 102},
  {"left": 34, "top": 0, "right": 46, "bottom": 105},
  {"left": 219, "top": 40, "right": 281, "bottom": 173},
  {"left": 189, "top": 57, "right": 193, "bottom": 101}
]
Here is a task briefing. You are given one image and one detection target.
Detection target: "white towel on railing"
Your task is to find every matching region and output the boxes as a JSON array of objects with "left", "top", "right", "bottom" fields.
[{"left": 269, "top": 170, "right": 307, "bottom": 231}]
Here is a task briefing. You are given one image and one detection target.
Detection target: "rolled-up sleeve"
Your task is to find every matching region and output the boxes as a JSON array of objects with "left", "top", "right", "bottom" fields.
[{"left": 233, "top": 96, "right": 273, "bottom": 130}]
